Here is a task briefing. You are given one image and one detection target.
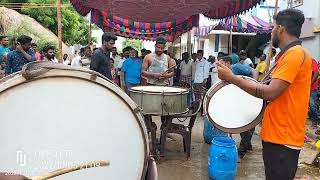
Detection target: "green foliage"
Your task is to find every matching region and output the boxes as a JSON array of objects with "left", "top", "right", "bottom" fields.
[
  {"left": 122, "top": 39, "right": 142, "bottom": 52},
  {"left": 20, "top": 0, "right": 93, "bottom": 45}
]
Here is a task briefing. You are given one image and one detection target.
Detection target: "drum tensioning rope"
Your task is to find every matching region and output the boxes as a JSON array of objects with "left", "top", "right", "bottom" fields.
[
  {"left": 20, "top": 61, "right": 110, "bottom": 82},
  {"left": 30, "top": 160, "right": 109, "bottom": 180}
]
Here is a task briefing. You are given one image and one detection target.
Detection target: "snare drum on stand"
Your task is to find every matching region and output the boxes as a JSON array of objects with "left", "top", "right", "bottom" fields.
[
  {"left": 0, "top": 62, "right": 157, "bottom": 180},
  {"left": 129, "top": 86, "right": 189, "bottom": 116}
]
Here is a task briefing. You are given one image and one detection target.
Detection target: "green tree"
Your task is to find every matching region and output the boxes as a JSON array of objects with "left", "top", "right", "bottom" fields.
[
  {"left": 122, "top": 39, "right": 142, "bottom": 52},
  {"left": 20, "top": 0, "right": 93, "bottom": 45}
]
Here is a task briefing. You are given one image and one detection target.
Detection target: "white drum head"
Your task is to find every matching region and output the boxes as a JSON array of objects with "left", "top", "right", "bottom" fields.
[
  {"left": 0, "top": 69, "right": 148, "bottom": 179},
  {"left": 204, "top": 76, "right": 265, "bottom": 133},
  {"left": 130, "top": 86, "right": 188, "bottom": 94}
]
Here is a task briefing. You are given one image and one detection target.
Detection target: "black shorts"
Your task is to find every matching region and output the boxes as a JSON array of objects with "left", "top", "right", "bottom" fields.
[{"left": 262, "top": 141, "right": 300, "bottom": 180}]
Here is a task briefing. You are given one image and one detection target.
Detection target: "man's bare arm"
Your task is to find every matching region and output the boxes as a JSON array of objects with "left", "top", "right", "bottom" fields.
[{"left": 251, "top": 69, "right": 259, "bottom": 81}]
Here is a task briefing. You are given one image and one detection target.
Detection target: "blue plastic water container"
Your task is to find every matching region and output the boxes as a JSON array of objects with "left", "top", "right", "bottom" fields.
[
  {"left": 203, "top": 116, "right": 228, "bottom": 144},
  {"left": 208, "top": 137, "right": 238, "bottom": 180}
]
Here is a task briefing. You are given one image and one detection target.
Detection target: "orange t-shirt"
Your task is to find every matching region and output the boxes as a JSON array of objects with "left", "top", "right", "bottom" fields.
[{"left": 260, "top": 45, "right": 312, "bottom": 147}]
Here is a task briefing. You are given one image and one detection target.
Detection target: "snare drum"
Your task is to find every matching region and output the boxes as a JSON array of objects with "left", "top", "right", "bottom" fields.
[
  {"left": 129, "top": 86, "right": 189, "bottom": 115},
  {"left": 0, "top": 62, "right": 152, "bottom": 180},
  {"left": 204, "top": 76, "right": 266, "bottom": 134}
]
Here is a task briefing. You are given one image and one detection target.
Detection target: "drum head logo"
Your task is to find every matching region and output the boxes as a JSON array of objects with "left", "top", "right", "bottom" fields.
[{"left": 16, "top": 150, "right": 27, "bottom": 166}]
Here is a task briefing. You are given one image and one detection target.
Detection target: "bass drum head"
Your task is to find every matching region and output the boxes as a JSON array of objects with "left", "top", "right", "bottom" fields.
[
  {"left": 204, "top": 76, "right": 265, "bottom": 134},
  {"left": 0, "top": 69, "right": 149, "bottom": 179}
]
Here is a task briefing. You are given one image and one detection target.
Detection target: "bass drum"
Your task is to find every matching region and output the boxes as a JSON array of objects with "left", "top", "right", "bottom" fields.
[
  {"left": 0, "top": 62, "right": 150, "bottom": 180},
  {"left": 204, "top": 76, "right": 266, "bottom": 134}
]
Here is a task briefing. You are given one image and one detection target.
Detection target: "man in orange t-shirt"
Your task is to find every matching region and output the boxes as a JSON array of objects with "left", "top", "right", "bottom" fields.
[{"left": 216, "top": 9, "right": 311, "bottom": 180}]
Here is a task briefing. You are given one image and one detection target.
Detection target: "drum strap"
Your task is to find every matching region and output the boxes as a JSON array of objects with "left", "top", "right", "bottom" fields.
[
  {"left": 260, "top": 48, "right": 306, "bottom": 85},
  {"left": 20, "top": 61, "right": 112, "bottom": 82}
]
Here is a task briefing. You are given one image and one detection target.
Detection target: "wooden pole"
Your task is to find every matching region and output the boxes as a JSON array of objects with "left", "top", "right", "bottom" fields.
[
  {"left": 180, "top": 36, "right": 182, "bottom": 59},
  {"left": 88, "top": 12, "right": 92, "bottom": 45},
  {"left": 274, "top": 0, "right": 279, "bottom": 15},
  {"left": 57, "top": 0, "right": 63, "bottom": 63},
  {"left": 266, "top": 0, "right": 279, "bottom": 69},
  {"left": 229, "top": 17, "right": 233, "bottom": 54}
]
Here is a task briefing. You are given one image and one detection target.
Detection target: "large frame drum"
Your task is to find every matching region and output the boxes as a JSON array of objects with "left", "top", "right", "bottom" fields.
[
  {"left": 0, "top": 62, "right": 150, "bottom": 180},
  {"left": 204, "top": 76, "right": 266, "bottom": 134},
  {"left": 129, "top": 86, "right": 189, "bottom": 116}
]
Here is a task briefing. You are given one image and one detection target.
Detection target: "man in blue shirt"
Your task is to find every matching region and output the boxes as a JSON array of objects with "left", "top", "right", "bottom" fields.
[
  {"left": 5, "top": 35, "right": 35, "bottom": 75},
  {"left": 0, "top": 35, "right": 10, "bottom": 70},
  {"left": 121, "top": 47, "right": 143, "bottom": 94}
]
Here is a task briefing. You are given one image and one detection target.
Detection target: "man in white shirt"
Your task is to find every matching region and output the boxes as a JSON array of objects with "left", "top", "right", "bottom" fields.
[
  {"left": 239, "top": 50, "right": 254, "bottom": 68},
  {"left": 191, "top": 53, "right": 198, "bottom": 82},
  {"left": 180, "top": 52, "right": 192, "bottom": 84},
  {"left": 180, "top": 52, "right": 193, "bottom": 106},
  {"left": 193, "top": 50, "right": 210, "bottom": 101},
  {"left": 71, "top": 48, "right": 83, "bottom": 67},
  {"left": 111, "top": 47, "right": 121, "bottom": 69},
  {"left": 268, "top": 48, "right": 277, "bottom": 70}
]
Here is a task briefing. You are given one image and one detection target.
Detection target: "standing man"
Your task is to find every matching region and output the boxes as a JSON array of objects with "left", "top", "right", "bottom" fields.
[
  {"left": 239, "top": 50, "right": 254, "bottom": 68},
  {"left": 42, "top": 45, "right": 57, "bottom": 63},
  {"left": 90, "top": 32, "right": 117, "bottom": 80},
  {"left": 193, "top": 50, "right": 210, "bottom": 101},
  {"left": 0, "top": 35, "right": 10, "bottom": 78},
  {"left": 79, "top": 46, "right": 92, "bottom": 69},
  {"left": 118, "top": 46, "right": 131, "bottom": 89},
  {"left": 111, "top": 47, "right": 121, "bottom": 86},
  {"left": 179, "top": 52, "right": 193, "bottom": 106},
  {"left": 255, "top": 54, "right": 268, "bottom": 81},
  {"left": 111, "top": 47, "right": 121, "bottom": 69},
  {"left": 31, "top": 43, "right": 42, "bottom": 61},
  {"left": 268, "top": 48, "right": 277, "bottom": 70},
  {"left": 0, "top": 36, "right": 10, "bottom": 67},
  {"left": 142, "top": 37, "right": 175, "bottom": 86},
  {"left": 63, "top": 54, "right": 71, "bottom": 65},
  {"left": 5, "top": 35, "right": 35, "bottom": 75},
  {"left": 309, "top": 58, "right": 319, "bottom": 127},
  {"left": 121, "top": 48, "right": 143, "bottom": 94},
  {"left": 217, "top": 9, "right": 311, "bottom": 180}
]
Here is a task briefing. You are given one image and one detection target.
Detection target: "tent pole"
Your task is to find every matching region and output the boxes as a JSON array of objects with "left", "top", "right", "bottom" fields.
[
  {"left": 180, "top": 36, "right": 182, "bottom": 59},
  {"left": 229, "top": 17, "right": 233, "bottom": 54},
  {"left": 88, "top": 12, "right": 92, "bottom": 45},
  {"left": 266, "top": 0, "right": 279, "bottom": 69},
  {"left": 57, "top": 0, "right": 63, "bottom": 63}
]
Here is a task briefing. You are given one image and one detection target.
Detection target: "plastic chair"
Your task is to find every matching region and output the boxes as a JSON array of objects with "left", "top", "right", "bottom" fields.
[{"left": 159, "top": 100, "right": 202, "bottom": 159}]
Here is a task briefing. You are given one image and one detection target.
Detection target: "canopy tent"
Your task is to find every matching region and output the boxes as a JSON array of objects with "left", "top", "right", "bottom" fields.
[
  {"left": 70, "top": 0, "right": 265, "bottom": 41},
  {"left": 90, "top": 9, "right": 199, "bottom": 42},
  {"left": 196, "top": 15, "right": 271, "bottom": 37}
]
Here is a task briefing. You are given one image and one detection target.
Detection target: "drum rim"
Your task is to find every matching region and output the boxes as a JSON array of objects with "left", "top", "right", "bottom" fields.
[
  {"left": 129, "top": 85, "right": 189, "bottom": 95},
  {"left": 0, "top": 69, "right": 150, "bottom": 180},
  {"left": 204, "top": 76, "right": 267, "bottom": 134}
]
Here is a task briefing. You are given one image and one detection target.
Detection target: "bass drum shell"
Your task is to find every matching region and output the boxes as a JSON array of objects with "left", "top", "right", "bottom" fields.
[
  {"left": 204, "top": 76, "right": 266, "bottom": 134},
  {"left": 129, "top": 86, "right": 188, "bottom": 115},
  {"left": 0, "top": 68, "right": 149, "bottom": 180}
]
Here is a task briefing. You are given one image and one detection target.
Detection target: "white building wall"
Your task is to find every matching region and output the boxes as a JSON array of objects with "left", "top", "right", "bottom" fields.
[
  {"left": 278, "top": 1, "right": 320, "bottom": 60},
  {"left": 203, "top": 34, "right": 215, "bottom": 58},
  {"left": 294, "top": 0, "right": 320, "bottom": 60}
]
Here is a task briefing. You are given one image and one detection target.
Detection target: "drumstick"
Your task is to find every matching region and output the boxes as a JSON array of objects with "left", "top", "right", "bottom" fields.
[
  {"left": 31, "top": 160, "right": 110, "bottom": 180},
  {"left": 153, "top": 65, "right": 177, "bottom": 82},
  {"left": 162, "top": 65, "right": 177, "bottom": 74}
]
